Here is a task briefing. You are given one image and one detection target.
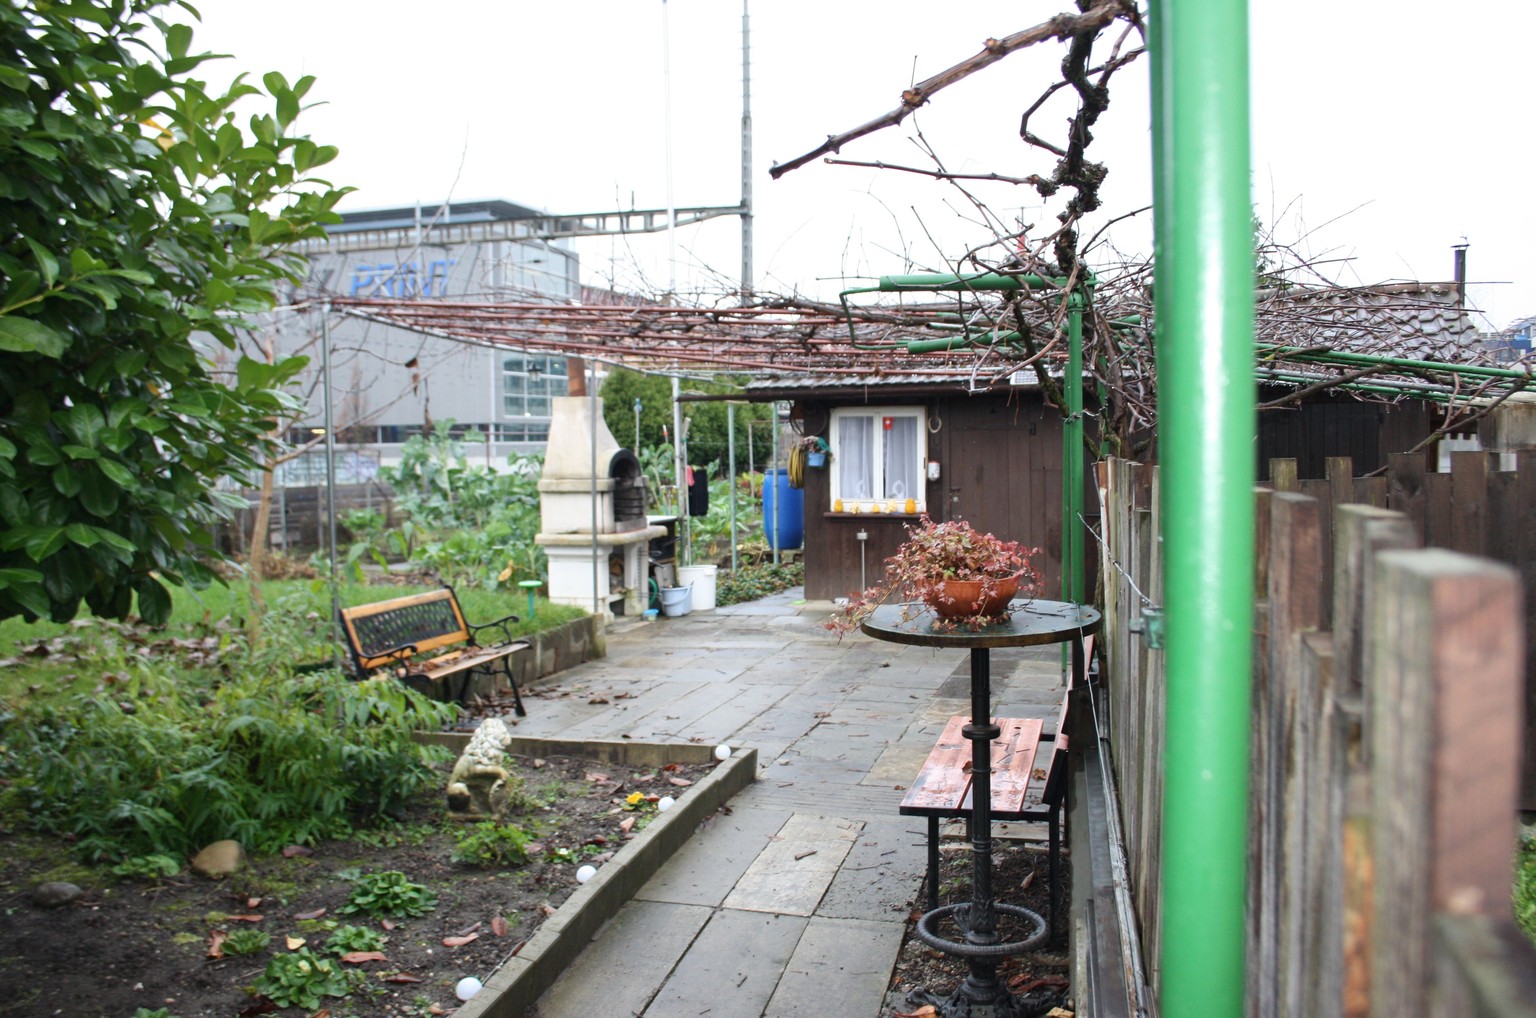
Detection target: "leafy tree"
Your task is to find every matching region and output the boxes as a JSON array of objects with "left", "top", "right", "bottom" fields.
[
  {"left": 0, "top": 1, "right": 348, "bottom": 623},
  {"left": 598, "top": 368, "right": 775, "bottom": 473}
]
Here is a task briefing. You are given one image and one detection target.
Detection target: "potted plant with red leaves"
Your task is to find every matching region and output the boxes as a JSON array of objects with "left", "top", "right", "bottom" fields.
[{"left": 827, "top": 515, "right": 1041, "bottom": 635}]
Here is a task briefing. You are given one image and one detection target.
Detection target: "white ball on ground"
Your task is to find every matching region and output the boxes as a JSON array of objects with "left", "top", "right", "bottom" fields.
[
  {"left": 714, "top": 744, "right": 731, "bottom": 760},
  {"left": 455, "top": 977, "right": 482, "bottom": 1001},
  {"left": 657, "top": 795, "right": 675, "bottom": 811},
  {"left": 576, "top": 864, "right": 597, "bottom": 883}
]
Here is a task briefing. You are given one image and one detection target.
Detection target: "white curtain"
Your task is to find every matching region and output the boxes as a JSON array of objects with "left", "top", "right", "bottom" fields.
[
  {"left": 837, "top": 415, "right": 873, "bottom": 499},
  {"left": 884, "top": 416, "right": 918, "bottom": 499}
]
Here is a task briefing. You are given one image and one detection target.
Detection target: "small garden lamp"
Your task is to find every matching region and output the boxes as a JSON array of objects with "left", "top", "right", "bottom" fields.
[{"left": 518, "top": 579, "right": 542, "bottom": 618}]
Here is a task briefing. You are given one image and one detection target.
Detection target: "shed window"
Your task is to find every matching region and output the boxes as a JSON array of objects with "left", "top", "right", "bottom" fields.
[{"left": 829, "top": 407, "right": 926, "bottom": 511}]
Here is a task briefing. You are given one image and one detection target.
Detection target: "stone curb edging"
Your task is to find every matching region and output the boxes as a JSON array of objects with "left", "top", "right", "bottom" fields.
[{"left": 417, "top": 735, "right": 758, "bottom": 1018}]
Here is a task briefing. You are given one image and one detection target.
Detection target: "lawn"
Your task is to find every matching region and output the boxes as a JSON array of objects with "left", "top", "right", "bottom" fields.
[{"left": 0, "top": 577, "right": 585, "bottom": 705}]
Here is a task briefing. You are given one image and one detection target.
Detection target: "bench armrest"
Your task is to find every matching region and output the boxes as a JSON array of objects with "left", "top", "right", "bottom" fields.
[{"left": 467, "top": 613, "right": 521, "bottom": 645}]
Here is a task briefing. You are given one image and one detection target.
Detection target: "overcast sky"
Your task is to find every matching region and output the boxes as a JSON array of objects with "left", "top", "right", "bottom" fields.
[{"left": 191, "top": 1, "right": 1534, "bottom": 331}]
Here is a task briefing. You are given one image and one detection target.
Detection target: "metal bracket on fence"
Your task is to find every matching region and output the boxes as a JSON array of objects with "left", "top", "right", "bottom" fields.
[{"left": 1128, "top": 605, "right": 1166, "bottom": 650}]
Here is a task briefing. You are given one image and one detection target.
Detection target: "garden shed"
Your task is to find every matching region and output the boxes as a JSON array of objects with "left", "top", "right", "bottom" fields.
[{"left": 741, "top": 374, "right": 1089, "bottom": 603}]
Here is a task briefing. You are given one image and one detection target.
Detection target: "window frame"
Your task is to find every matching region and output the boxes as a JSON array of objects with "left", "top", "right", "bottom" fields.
[{"left": 828, "top": 405, "right": 928, "bottom": 512}]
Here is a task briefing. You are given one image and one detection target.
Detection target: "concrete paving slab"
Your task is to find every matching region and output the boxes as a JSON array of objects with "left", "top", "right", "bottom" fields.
[
  {"left": 768, "top": 746, "right": 886, "bottom": 786},
  {"left": 743, "top": 775, "right": 904, "bottom": 817},
  {"left": 527, "top": 900, "right": 712, "bottom": 1018},
  {"left": 784, "top": 724, "right": 899, "bottom": 771},
  {"left": 864, "top": 741, "right": 936, "bottom": 788},
  {"left": 816, "top": 818, "right": 928, "bottom": 923},
  {"left": 644, "top": 909, "right": 809, "bottom": 1018},
  {"left": 724, "top": 813, "right": 862, "bottom": 915},
  {"left": 635, "top": 804, "right": 795, "bottom": 907},
  {"left": 674, "top": 682, "right": 796, "bottom": 744},
  {"left": 763, "top": 916, "right": 907, "bottom": 1018}
]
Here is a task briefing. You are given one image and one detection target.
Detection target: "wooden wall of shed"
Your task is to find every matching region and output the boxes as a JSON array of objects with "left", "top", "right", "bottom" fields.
[
  {"left": 1256, "top": 389, "right": 1433, "bottom": 481},
  {"left": 799, "top": 391, "right": 1092, "bottom": 602}
]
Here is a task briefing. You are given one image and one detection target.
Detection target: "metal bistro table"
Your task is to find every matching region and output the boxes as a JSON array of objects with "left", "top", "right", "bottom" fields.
[{"left": 863, "top": 598, "right": 1101, "bottom": 1018}]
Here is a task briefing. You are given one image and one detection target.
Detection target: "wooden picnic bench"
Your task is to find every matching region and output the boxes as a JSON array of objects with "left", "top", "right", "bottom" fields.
[
  {"left": 900, "top": 682, "right": 1075, "bottom": 934},
  {"left": 339, "top": 587, "right": 529, "bottom": 714}
]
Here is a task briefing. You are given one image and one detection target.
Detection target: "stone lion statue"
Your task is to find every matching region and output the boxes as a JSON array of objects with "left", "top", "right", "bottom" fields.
[{"left": 446, "top": 717, "right": 515, "bottom": 819}]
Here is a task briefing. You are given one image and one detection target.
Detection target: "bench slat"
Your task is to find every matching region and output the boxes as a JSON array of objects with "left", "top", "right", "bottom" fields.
[
  {"left": 900, "top": 715, "right": 973, "bottom": 812},
  {"left": 901, "top": 715, "right": 1045, "bottom": 816},
  {"left": 418, "top": 641, "right": 530, "bottom": 680},
  {"left": 959, "top": 717, "right": 1044, "bottom": 813}
]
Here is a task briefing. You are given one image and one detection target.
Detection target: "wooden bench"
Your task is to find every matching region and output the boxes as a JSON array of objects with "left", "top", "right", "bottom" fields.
[
  {"left": 339, "top": 587, "right": 529, "bottom": 714},
  {"left": 901, "top": 688, "right": 1073, "bottom": 935}
]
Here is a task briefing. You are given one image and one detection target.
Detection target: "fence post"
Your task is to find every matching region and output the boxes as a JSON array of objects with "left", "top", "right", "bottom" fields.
[
  {"left": 1449, "top": 450, "right": 1489, "bottom": 556},
  {"left": 1252, "top": 492, "right": 1324, "bottom": 1013},
  {"left": 1368, "top": 549, "right": 1523, "bottom": 1018},
  {"left": 1387, "top": 451, "right": 1428, "bottom": 539}
]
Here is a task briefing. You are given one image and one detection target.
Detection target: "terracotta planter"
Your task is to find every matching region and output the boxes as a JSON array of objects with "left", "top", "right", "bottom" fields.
[{"left": 926, "top": 573, "right": 1022, "bottom": 621}]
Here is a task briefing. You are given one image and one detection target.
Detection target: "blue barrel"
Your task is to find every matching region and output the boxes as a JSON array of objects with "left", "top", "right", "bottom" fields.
[{"left": 762, "top": 468, "right": 805, "bottom": 550}]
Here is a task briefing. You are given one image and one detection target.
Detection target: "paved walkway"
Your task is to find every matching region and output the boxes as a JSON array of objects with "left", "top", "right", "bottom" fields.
[{"left": 513, "top": 589, "right": 1070, "bottom": 1018}]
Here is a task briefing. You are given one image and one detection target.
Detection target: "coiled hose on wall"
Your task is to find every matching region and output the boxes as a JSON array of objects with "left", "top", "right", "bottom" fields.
[{"left": 787, "top": 444, "right": 807, "bottom": 489}]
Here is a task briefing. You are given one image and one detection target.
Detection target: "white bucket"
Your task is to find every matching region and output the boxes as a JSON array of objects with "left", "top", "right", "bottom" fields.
[
  {"left": 658, "top": 583, "right": 693, "bottom": 617},
  {"left": 677, "top": 565, "right": 718, "bottom": 611}
]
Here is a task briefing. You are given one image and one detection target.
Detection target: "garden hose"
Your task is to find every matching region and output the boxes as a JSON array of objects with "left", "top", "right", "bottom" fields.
[{"left": 787, "top": 444, "right": 807, "bottom": 489}]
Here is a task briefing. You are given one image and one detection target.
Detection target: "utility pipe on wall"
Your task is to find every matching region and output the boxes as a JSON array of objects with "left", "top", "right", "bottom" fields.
[{"left": 1150, "top": 1, "right": 1256, "bottom": 1015}]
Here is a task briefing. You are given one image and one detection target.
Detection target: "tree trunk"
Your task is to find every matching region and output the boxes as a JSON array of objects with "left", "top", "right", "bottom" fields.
[{"left": 244, "top": 447, "right": 275, "bottom": 645}]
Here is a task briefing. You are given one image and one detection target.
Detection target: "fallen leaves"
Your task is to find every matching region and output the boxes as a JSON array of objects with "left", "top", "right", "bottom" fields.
[
  {"left": 284, "top": 935, "right": 305, "bottom": 950},
  {"left": 226, "top": 914, "right": 264, "bottom": 923},
  {"left": 1007, "top": 973, "right": 1069, "bottom": 995},
  {"left": 206, "top": 929, "right": 228, "bottom": 959},
  {"left": 338, "top": 951, "right": 388, "bottom": 964},
  {"left": 893, "top": 1006, "right": 937, "bottom": 1018},
  {"left": 381, "top": 972, "right": 423, "bottom": 984},
  {"left": 293, "top": 908, "right": 326, "bottom": 921},
  {"left": 490, "top": 915, "right": 509, "bottom": 938},
  {"left": 281, "top": 845, "right": 313, "bottom": 859},
  {"left": 442, "top": 933, "right": 479, "bottom": 948}
]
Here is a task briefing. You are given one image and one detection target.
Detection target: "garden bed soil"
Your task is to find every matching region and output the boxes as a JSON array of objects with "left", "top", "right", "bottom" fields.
[
  {"left": 884, "top": 838, "right": 1071, "bottom": 1017},
  {"left": 0, "top": 752, "right": 716, "bottom": 1018}
]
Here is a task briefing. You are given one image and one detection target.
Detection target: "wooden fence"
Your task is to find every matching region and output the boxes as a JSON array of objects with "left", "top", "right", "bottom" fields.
[{"left": 1095, "top": 453, "right": 1536, "bottom": 1017}]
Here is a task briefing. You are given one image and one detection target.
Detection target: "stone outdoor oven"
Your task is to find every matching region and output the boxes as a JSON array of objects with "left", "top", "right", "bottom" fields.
[{"left": 535, "top": 396, "right": 664, "bottom": 618}]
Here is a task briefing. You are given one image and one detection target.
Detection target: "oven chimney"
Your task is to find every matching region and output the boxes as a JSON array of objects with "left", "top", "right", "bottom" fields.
[{"left": 1452, "top": 241, "right": 1468, "bottom": 307}]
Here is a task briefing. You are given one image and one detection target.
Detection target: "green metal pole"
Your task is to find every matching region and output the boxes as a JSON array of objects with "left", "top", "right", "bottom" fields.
[
  {"left": 1064, "top": 299, "right": 1084, "bottom": 604},
  {"left": 877, "top": 272, "right": 1053, "bottom": 291},
  {"left": 1151, "top": 1, "right": 1255, "bottom": 1015}
]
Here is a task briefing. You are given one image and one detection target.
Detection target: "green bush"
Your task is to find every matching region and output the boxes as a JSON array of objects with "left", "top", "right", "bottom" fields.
[
  {"left": 1517, "top": 834, "right": 1536, "bottom": 946},
  {"left": 110, "top": 854, "right": 181, "bottom": 882},
  {"left": 716, "top": 562, "right": 804, "bottom": 607},
  {"left": 0, "top": 662, "right": 455, "bottom": 862},
  {"left": 221, "top": 929, "right": 272, "bottom": 957},
  {"left": 452, "top": 821, "right": 535, "bottom": 867},
  {"left": 367, "top": 424, "right": 546, "bottom": 590},
  {"left": 252, "top": 948, "right": 356, "bottom": 1010},
  {"left": 325, "top": 924, "right": 387, "bottom": 955},
  {"left": 338, "top": 870, "right": 437, "bottom": 919}
]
